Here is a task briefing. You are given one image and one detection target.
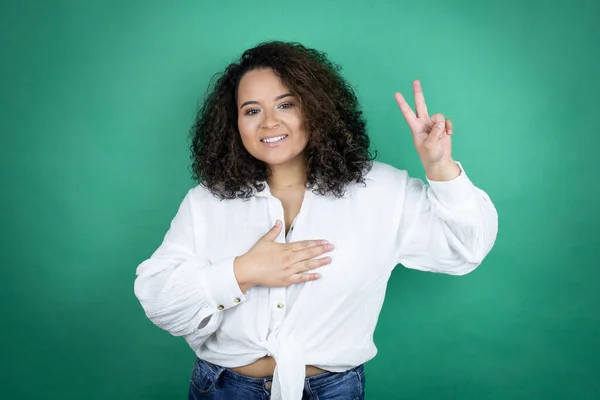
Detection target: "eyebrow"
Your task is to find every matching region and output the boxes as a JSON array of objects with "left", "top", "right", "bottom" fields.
[{"left": 239, "top": 93, "right": 294, "bottom": 109}]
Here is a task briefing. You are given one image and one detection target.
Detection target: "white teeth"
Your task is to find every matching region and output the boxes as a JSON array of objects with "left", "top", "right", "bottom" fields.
[{"left": 262, "top": 135, "right": 287, "bottom": 143}]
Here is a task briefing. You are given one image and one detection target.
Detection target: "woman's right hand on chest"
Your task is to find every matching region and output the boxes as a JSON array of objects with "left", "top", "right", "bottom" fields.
[{"left": 233, "top": 220, "right": 334, "bottom": 292}]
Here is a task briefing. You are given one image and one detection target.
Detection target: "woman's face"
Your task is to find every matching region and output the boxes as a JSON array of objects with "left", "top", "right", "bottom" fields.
[{"left": 237, "top": 68, "right": 309, "bottom": 168}]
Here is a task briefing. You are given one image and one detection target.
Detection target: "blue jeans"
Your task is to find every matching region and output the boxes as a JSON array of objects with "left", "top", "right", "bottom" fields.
[{"left": 188, "top": 358, "right": 365, "bottom": 400}]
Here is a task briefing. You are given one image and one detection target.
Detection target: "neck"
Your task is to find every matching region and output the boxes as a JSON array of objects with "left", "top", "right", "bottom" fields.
[{"left": 266, "top": 157, "right": 307, "bottom": 190}]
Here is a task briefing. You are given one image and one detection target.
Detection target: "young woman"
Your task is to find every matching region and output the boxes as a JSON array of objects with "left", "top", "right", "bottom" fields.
[{"left": 134, "top": 41, "right": 498, "bottom": 400}]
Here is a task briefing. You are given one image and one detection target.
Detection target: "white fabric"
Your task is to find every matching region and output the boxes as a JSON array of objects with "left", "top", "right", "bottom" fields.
[{"left": 134, "top": 161, "right": 498, "bottom": 399}]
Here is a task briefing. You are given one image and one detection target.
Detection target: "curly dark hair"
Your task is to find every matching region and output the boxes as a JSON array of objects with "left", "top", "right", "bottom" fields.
[{"left": 190, "top": 40, "right": 376, "bottom": 199}]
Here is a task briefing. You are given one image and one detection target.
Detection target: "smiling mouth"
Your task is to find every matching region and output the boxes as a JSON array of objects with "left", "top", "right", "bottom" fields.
[{"left": 260, "top": 134, "right": 288, "bottom": 144}]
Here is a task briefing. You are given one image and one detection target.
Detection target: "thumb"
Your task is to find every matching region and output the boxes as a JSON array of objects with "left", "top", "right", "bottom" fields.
[
  {"left": 260, "top": 220, "right": 282, "bottom": 242},
  {"left": 426, "top": 120, "right": 446, "bottom": 145}
]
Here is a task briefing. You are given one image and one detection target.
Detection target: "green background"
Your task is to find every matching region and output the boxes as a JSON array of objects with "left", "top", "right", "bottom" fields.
[{"left": 2, "top": 0, "right": 599, "bottom": 398}]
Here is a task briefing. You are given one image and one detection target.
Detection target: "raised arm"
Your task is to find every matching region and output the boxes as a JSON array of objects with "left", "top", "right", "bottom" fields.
[
  {"left": 393, "top": 80, "right": 498, "bottom": 273},
  {"left": 394, "top": 165, "right": 498, "bottom": 274}
]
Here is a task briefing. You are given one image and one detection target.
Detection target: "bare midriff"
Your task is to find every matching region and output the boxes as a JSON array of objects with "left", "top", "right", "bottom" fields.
[{"left": 229, "top": 356, "right": 326, "bottom": 378}]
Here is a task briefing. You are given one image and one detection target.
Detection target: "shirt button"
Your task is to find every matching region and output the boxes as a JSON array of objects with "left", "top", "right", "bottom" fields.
[
  {"left": 276, "top": 302, "right": 284, "bottom": 309},
  {"left": 233, "top": 298, "right": 241, "bottom": 304},
  {"left": 217, "top": 305, "right": 224, "bottom": 311}
]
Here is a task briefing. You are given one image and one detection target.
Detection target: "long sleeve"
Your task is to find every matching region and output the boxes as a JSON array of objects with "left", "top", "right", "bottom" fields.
[
  {"left": 134, "top": 189, "right": 246, "bottom": 337},
  {"left": 395, "top": 162, "right": 498, "bottom": 275}
]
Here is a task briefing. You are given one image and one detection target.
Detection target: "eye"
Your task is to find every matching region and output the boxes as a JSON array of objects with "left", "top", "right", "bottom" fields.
[
  {"left": 278, "top": 102, "right": 295, "bottom": 109},
  {"left": 244, "top": 108, "right": 260, "bottom": 116}
]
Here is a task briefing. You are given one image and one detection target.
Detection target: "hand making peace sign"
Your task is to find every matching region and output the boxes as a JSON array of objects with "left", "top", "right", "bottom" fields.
[{"left": 395, "top": 80, "right": 460, "bottom": 181}]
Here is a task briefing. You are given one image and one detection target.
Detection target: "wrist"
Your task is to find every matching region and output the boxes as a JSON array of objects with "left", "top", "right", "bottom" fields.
[
  {"left": 425, "top": 159, "right": 460, "bottom": 182},
  {"left": 233, "top": 255, "right": 254, "bottom": 293}
]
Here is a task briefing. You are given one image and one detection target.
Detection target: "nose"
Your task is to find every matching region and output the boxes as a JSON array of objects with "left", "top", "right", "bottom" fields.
[{"left": 261, "top": 110, "right": 280, "bottom": 129}]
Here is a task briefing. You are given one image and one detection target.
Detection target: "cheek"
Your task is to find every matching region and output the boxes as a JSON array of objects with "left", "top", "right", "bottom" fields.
[
  {"left": 238, "top": 118, "right": 256, "bottom": 141},
  {"left": 293, "top": 119, "right": 309, "bottom": 144},
  {"left": 285, "top": 112, "right": 307, "bottom": 136}
]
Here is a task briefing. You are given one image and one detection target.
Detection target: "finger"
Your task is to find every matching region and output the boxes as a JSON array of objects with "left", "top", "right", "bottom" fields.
[
  {"left": 446, "top": 119, "right": 453, "bottom": 135},
  {"left": 426, "top": 120, "right": 447, "bottom": 145},
  {"left": 291, "top": 242, "right": 334, "bottom": 264},
  {"left": 260, "top": 220, "right": 282, "bottom": 242},
  {"left": 292, "top": 272, "right": 321, "bottom": 284},
  {"left": 394, "top": 92, "right": 418, "bottom": 129},
  {"left": 292, "top": 256, "right": 331, "bottom": 275},
  {"left": 289, "top": 239, "right": 330, "bottom": 252},
  {"left": 413, "top": 80, "right": 429, "bottom": 118},
  {"left": 431, "top": 113, "right": 445, "bottom": 124}
]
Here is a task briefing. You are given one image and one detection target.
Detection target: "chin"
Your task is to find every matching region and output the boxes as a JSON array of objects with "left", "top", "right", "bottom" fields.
[{"left": 253, "top": 150, "right": 304, "bottom": 167}]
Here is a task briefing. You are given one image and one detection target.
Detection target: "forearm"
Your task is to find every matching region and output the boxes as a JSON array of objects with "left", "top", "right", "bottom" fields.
[
  {"left": 134, "top": 255, "right": 246, "bottom": 336},
  {"left": 397, "top": 162, "right": 498, "bottom": 274}
]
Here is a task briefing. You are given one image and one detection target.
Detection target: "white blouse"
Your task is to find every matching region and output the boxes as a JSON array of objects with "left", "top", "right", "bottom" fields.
[{"left": 134, "top": 161, "right": 498, "bottom": 400}]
